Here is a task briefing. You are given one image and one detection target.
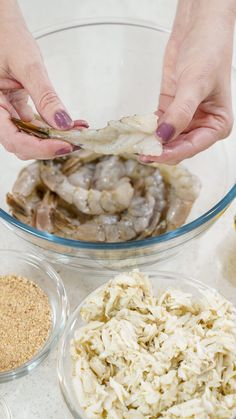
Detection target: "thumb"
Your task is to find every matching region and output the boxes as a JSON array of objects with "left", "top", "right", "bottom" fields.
[
  {"left": 156, "top": 78, "right": 204, "bottom": 143},
  {"left": 20, "top": 60, "right": 73, "bottom": 130}
]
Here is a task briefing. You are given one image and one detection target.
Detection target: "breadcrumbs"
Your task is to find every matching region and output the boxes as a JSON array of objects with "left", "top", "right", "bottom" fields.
[{"left": 0, "top": 275, "right": 52, "bottom": 372}]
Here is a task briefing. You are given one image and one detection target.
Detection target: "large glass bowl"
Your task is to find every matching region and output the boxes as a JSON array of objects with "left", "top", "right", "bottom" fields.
[
  {"left": 0, "top": 249, "right": 69, "bottom": 383},
  {"left": 0, "top": 19, "right": 235, "bottom": 270},
  {"left": 58, "top": 270, "right": 236, "bottom": 419},
  {"left": 0, "top": 397, "right": 12, "bottom": 419}
]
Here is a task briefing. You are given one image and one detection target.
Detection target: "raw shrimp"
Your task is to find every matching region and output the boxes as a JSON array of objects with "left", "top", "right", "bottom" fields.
[
  {"left": 12, "top": 161, "right": 40, "bottom": 197},
  {"left": 61, "top": 151, "right": 102, "bottom": 176},
  {"left": 40, "top": 162, "right": 134, "bottom": 215},
  {"left": 94, "top": 156, "right": 126, "bottom": 190},
  {"left": 76, "top": 166, "right": 167, "bottom": 242},
  {"left": 69, "top": 195, "right": 157, "bottom": 242},
  {"left": 122, "top": 156, "right": 200, "bottom": 230},
  {"left": 160, "top": 165, "right": 201, "bottom": 230},
  {"left": 68, "top": 165, "right": 95, "bottom": 189},
  {"left": 49, "top": 161, "right": 167, "bottom": 242},
  {"left": 12, "top": 114, "right": 162, "bottom": 157},
  {"left": 35, "top": 191, "right": 57, "bottom": 233},
  {"left": 6, "top": 161, "right": 42, "bottom": 222},
  {"left": 7, "top": 154, "right": 200, "bottom": 243}
]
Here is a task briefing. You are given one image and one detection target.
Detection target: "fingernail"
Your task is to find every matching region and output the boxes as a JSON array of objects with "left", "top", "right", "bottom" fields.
[
  {"left": 79, "top": 122, "right": 89, "bottom": 128},
  {"left": 54, "top": 110, "right": 73, "bottom": 129},
  {"left": 139, "top": 157, "right": 154, "bottom": 164},
  {"left": 156, "top": 122, "right": 175, "bottom": 143},
  {"left": 55, "top": 147, "right": 72, "bottom": 156},
  {"left": 73, "top": 120, "right": 89, "bottom": 128},
  {"left": 141, "top": 159, "right": 155, "bottom": 164}
]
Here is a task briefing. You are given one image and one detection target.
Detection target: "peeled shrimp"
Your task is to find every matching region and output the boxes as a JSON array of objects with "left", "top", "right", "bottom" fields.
[{"left": 40, "top": 162, "right": 134, "bottom": 215}]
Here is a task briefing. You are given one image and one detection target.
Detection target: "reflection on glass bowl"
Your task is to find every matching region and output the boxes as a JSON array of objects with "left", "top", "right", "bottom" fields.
[{"left": 0, "top": 19, "right": 235, "bottom": 270}]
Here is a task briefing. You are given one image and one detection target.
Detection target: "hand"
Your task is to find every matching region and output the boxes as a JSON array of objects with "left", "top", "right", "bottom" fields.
[
  {"left": 0, "top": 0, "right": 88, "bottom": 160},
  {"left": 141, "top": 0, "right": 235, "bottom": 164}
]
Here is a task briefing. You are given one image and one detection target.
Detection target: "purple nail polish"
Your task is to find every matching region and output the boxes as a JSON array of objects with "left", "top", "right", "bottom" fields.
[
  {"left": 156, "top": 123, "right": 175, "bottom": 143},
  {"left": 54, "top": 110, "right": 73, "bottom": 129},
  {"left": 55, "top": 147, "right": 72, "bottom": 156}
]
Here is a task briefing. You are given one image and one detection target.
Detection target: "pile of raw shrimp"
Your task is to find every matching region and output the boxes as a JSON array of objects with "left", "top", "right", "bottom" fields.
[{"left": 7, "top": 151, "right": 200, "bottom": 242}]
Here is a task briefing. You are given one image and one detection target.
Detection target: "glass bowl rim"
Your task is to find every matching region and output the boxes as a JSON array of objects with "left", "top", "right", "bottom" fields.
[
  {"left": 0, "top": 249, "right": 69, "bottom": 382},
  {"left": 57, "top": 269, "right": 236, "bottom": 418},
  {"left": 0, "top": 18, "right": 235, "bottom": 251}
]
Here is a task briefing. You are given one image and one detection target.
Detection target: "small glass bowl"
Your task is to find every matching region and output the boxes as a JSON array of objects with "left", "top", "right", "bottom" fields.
[
  {"left": 0, "top": 249, "right": 69, "bottom": 383},
  {"left": 58, "top": 270, "right": 233, "bottom": 419},
  {"left": 0, "top": 397, "right": 12, "bottom": 419}
]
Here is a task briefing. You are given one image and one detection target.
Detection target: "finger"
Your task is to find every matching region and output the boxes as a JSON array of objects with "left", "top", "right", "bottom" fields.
[
  {"left": 21, "top": 61, "right": 74, "bottom": 129},
  {"left": 11, "top": 41, "right": 77, "bottom": 130},
  {"left": 140, "top": 127, "right": 219, "bottom": 164},
  {"left": 156, "top": 77, "right": 205, "bottom": 144},
  {"left": 0, "top": 79, "right": 23, "bottom": 90},
  {"left": 157, "top": 93, "right": 173, "bottom": 116},
  {"left": 13, "top": 134, "right": 74, "bottom": 160},
  {"left": 0, "top": 106, "right": 74, "bottom": 160},
  {"left": 14, "top": 101, "right": 34, "bottom": 121},
  {"left": 0, "top": 94, "right": 19, "bottom": 120},
  {"left": 155, "top": 109, "right": 164, "bottom": 118},
  {"left": 9, "top": 89, "right": 34, "bottom": 121}
]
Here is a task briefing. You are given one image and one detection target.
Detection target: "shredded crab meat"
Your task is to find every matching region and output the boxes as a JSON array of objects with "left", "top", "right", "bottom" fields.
[{"left": 71, "top": 271, "right": 236, "bottom": 418}]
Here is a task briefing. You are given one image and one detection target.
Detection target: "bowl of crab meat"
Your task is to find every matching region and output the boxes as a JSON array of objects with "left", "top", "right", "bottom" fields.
[
  {"left": 58, "top": 270, "right": 236, "bottom": 418},
  {"left": 0, "top": 20, "right": 235, "bottom": 270}
]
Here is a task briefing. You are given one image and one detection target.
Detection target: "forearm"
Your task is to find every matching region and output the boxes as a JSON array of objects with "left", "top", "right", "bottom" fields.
[
  {"left": 0, "top": 0, "right": 26, "bottom": 27},
  {"left": 192, "top": 0, "right": 236, "bottom": 24},
  {"left": 174, "top": 0, "right": 236, "bottom": 31}
]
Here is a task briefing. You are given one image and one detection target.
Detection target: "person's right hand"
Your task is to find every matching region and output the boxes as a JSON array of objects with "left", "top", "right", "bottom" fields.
[{"left": 0, "top": 0, "right": 87, "bottom": 160}]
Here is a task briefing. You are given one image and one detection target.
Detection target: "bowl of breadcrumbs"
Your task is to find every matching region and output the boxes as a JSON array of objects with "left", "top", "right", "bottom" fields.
[{"left": 0, "top": 249, "right": 68, "bottom": 382}]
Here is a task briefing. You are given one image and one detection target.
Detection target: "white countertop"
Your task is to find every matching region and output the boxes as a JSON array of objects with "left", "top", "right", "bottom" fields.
[
  {"left": 0, "top": 199, "right": 236, "bottom": 419},
  {"left": 0, "top": 1, "right": 236, "bottom": 418}
]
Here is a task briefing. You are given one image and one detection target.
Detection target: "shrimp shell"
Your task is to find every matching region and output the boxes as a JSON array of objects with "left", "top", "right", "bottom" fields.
[{"left": 35, "top": 191, "right": 57, "bottom": 233}]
